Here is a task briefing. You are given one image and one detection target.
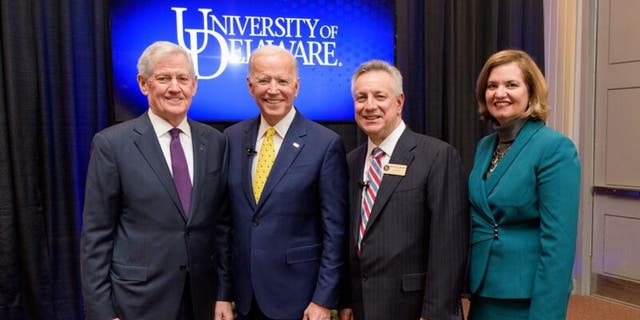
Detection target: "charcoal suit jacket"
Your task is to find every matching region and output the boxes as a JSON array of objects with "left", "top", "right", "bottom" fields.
[
  {"left": 343, "top": 128, "right": 468, "bottom": 320},
  {"left": 81, "top": 112, "right": 231, "bottom": 320}
]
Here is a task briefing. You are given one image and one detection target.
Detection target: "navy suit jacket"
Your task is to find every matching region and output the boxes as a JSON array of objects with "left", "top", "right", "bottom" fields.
[
  {"left": 343, "top": 128, "right": 468, "bottom": 320},
  {"left": 224, "top": 111, "right": 348, "bottom": 319},
  {"left": 81, "top": 113, "right": 231, "bottom": 320}
]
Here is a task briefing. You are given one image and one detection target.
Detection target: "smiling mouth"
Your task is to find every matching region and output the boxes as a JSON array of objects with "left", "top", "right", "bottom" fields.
[
  {"left": 361, "top": 114, "right": 382, "bottom": 120},
  {"left": 263, "top": 98, "right": 283, "bottom": 104},
  {"left": 493, "top": 101, "right": 511, "bottom": 107}
]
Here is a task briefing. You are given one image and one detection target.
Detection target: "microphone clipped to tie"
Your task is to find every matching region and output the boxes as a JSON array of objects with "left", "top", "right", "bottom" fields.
[
  {"left": 359, "top": 180, "right": 369, "bottom": 189},
  {"left": 246, "top": 146, "right": 257, "bottom": 156}
]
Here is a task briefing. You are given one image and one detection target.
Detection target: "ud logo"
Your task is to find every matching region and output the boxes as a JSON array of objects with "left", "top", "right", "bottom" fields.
[
  {"left": 173, "top": 7, "right": 229, "bottom": 80},
  {"left": 172, "top": 6, "right": 341, "bottom": 80}
]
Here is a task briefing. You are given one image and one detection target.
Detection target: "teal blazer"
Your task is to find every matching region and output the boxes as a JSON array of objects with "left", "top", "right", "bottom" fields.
[{"left": 468, "top": 120, "right": 581, "bottom": 320}]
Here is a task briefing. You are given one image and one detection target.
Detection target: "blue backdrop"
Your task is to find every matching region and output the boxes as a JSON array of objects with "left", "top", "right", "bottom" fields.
[{"left": 110, "top": 0, "right": 395, "bottom": 121}]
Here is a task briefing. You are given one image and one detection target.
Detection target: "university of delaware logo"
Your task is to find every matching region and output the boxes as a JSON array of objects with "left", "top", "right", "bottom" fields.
[{"left": 172, "top": 7, "right": 341, "bottom": 80}]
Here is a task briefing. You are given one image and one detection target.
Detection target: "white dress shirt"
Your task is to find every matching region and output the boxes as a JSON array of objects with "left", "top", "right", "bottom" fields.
[
  {"left": 251, "top": 107, "right": 297, "bottom": 182},
  {"left": 148, "top": 109, "right": 194, "bottom": 184},
  {"left": 362, "top": 120, "right": 406, "bottom": 182}
]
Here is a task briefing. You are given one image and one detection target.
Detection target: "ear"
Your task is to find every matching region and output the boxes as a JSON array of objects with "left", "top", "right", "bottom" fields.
[
  {"left": 293, "top": 77, "right": 300, "bottom": 97},
  {"left": 396, "top": 93, "right": 405, "bottom": 115},
  {"left": 246, "top": 77, "right": 253, "bottom": 90},
  {"left": 137, "top": 75, "right": 148, "bottom": 95},
  {"left": 191, "top": 75, "right": 198, "bottom": 95}
]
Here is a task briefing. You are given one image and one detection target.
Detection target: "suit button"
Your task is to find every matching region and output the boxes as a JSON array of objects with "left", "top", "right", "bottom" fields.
[
  {"left": 179, "top": 265, "right": 187, "bottom": 271},
  {"left": 252, "top": 218, "right": 260, "bottom": 227},
  {"left": 185, "top": 231, "right": 191, "bottom": 237},
  {"left": 362, "top": 274, "right": 368, "bottom": 282}
]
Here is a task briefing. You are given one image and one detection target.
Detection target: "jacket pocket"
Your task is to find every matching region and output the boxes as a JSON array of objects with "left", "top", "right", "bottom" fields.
[
  {"left": 401, "top": 273, "right": 426, "bottom": 292},
  {"left": 286, "top": 243, "right": 322, "bottom": 264},
  {"left": 111, "top": 262, "right": 148, "bottom": 281}
]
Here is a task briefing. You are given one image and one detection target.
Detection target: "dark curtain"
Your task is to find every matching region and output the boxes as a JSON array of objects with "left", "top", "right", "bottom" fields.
[
  {"left": 0, "top": 0, "right": 543, "bottom": 319},
  {"left": 0, "top": 0, "right": 110, "bottom": 319},
  {"left": 396, "top": 0, "right": 545, "bottom": 171}
]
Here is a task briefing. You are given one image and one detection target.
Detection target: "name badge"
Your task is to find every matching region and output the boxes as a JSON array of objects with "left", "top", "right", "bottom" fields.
[{"left": 382, "top": 163, "right": 407, "bottom": 176}]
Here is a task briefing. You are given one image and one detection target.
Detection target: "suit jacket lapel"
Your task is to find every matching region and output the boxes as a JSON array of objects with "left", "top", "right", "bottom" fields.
[
  {"left": 188, "top": 121, "right": 207, "bottom": 222},
  {"left": 242, "top": 118, "right": 260, "bottom": 209},
  {"left": 132, "top": 113, "right": 185, "bottom": 221},
  {"left": 350, "top": 145, "right": 367, "bottom": 243},
  {"left": 485, "top": 120, "right": 544, "bottom": 194},
  {"left": 470, "top": 136, "right": 495, "bottom": 221},
  {"left": 256, "top": 112, "right": 306, "bottom": 211},
  {"left": 366, "top": 129, "right": 416, "bottom": 232}
]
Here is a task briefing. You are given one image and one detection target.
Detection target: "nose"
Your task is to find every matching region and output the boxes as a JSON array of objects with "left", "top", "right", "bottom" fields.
[
  {"left": 363, "top": 96, "right": 377, "bottom": 110},
  {"left": 266, "top": 79, "right": 280, "bottom": 94},
  {"left": 494, "top": 85, "right": 507, "bottom": 98},
  {"left": 168, "top": 78, "right": 180, "bottom": 92}
]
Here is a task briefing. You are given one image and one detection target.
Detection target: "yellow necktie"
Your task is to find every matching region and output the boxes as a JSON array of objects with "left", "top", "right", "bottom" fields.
[{"left": 253, "top": 127, "right": 276, "bottom": 203}]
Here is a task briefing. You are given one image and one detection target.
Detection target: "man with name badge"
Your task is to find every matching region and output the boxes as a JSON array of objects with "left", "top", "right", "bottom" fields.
[{"left": 339, "top": 60, "right": 468, "bottom": 320}]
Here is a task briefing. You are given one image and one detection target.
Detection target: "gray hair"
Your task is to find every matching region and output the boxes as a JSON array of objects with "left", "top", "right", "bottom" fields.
[
  {"left": 247, "top": 45, "right": 299, "bottom": 78},
  {"left": 137, "top": 41, "right": 195, "bottom": 79},
  {"left": 351, "top": 60, "right": 403, "bottom": 97}
]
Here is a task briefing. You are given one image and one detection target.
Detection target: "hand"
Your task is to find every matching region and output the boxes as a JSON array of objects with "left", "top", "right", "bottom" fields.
[
  {"left": 214, "top": 301, "right": 234, "bottom": 320},
  {"left": 338, "top": 308, "right": 353, "bottom": 320},
  {"left": 303, "top": 302, "right": 331, "bottom": 320}
]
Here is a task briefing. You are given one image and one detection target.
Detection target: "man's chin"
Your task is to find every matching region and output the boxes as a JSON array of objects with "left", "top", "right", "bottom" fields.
[
  {"left": 362, "top": 127, "right": 383, "bottom": 137},
  {"left": 261, "top": 104, "right": 290, "bottom": 116},
  {"left": 358, "top": 122, "right": 382, "bottom": 132}
]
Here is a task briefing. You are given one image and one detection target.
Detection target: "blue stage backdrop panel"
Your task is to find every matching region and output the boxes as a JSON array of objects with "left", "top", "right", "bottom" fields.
[{"left": 110, "top": 0, "right": 395, "bottom": 122}]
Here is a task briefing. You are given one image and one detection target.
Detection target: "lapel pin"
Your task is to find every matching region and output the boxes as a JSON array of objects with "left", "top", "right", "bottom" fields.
[{"left": 292, "top": 142, "right": 300, "bottom": 148}]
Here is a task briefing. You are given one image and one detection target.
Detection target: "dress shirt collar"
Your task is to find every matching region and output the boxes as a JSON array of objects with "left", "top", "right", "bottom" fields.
[
  {"left": 257, "top": 107, "right": 296, "bottom": 139},
  {"left": 366, "top": 120, "right": 406, "bottom": 157},
  {"left": 148, "top": 109, "right": 191, "bottom": 138}
]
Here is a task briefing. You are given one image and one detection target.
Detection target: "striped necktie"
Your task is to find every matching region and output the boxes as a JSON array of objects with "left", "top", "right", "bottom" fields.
[
  {"left": 253, "top": 127, "right": 276, "bottom": 203},
  {"left": 358, "top": 147, "right": 385, "bottom": 254}
]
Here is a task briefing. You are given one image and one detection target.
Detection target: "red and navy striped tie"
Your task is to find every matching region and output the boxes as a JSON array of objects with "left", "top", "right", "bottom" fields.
[{"left": 358, "top": 147, "right": 384, "bottom": 255}]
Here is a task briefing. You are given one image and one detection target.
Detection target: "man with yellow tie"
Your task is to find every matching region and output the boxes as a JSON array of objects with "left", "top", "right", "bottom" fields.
[{"left": 224, "top": 45, "right": 349, "bottom": 320}]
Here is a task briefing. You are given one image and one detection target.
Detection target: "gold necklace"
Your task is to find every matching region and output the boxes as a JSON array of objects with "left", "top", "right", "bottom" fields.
[{"left": 488, "top": 142, "right": 511, "bottom": 173}]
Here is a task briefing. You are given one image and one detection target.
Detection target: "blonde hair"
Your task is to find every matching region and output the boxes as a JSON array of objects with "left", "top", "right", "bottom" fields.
[{"left": 475, "top": 49, "right": 549, "bottom": 124}]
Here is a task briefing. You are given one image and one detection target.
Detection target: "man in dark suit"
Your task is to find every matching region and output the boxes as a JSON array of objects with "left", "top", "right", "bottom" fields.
[
  {"left": 80, "top": 41, "right": 233, "bottom": 320},
  {"left": 339, "top": 60, "right": 468, "bottom": 320},
  {"left": 224, "top": 45, "right": 348, "bottom": 320}
]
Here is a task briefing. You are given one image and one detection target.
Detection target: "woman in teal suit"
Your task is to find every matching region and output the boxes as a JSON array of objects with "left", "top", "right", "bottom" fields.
[{"left": 468, "top": 49, "right": 581, "bottom": 320}]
